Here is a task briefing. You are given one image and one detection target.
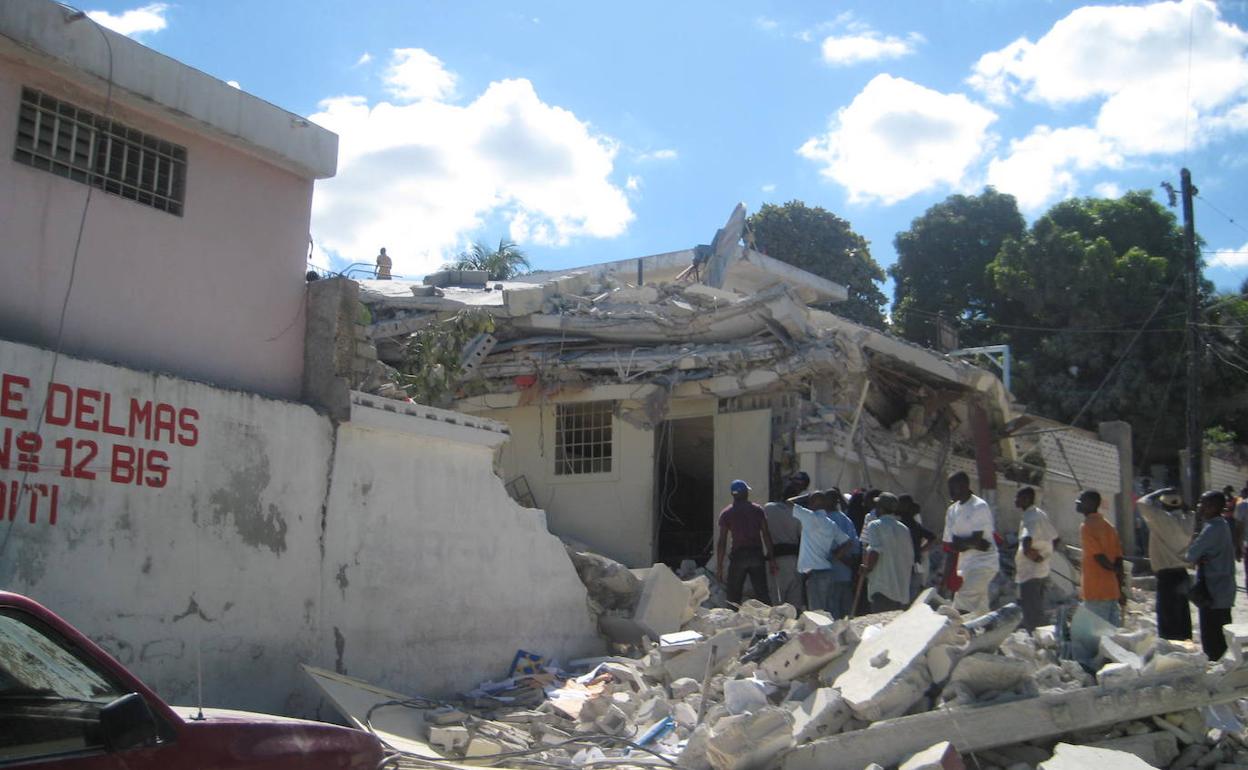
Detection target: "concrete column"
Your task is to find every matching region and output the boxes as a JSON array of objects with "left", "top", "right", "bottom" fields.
[
  {"left": 1098, "top": 420, "right": 1136, "bottom": 556},
  {"left": 969, "top": 403, "right": 998, "bottom": 510},
  {"left": 302, "top": 278, "right": 359, "bottom": 421}
]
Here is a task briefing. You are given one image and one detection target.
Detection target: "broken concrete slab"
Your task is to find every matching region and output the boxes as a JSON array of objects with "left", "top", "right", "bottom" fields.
[
  {"left": 663, "top": 628, "right": 742, "bottom": 682},
  {"left": 634, "top": 562, "right": 693, "bottom": 640},
  {"left": 1089, "top": 731, "right": 1180, "bottom": 768},
  {"left": 1223, "top": 624, "right": 1248, "bottom": 666},
  {"left": 301, "top": 665, "right": 440, "bottom": 757},
  {"left": 899, "top": 741, "right": 966, "bottom": 770},
  {"left": 785, "top": 687, "right": 851, "bottom": 744},
  {"left": 705, "top": 707, "right": 795, "bottom": 770},
  {"left": 833, "top": 602, "right": 960, "bottom": 721},
  {"left": 946, "top": 652, "right": 1032, "bottom": 697},
  {"left": 783, "top": 667, "right": 1248, "bottom": 770},
  {"left": 1039, "top": 743, "right": 1156, "bottom": 769}
]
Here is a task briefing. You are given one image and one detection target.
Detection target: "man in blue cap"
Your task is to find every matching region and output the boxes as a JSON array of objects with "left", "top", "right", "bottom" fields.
[{"left": 716, "top": 479, "right": 778, "bottom": 605}]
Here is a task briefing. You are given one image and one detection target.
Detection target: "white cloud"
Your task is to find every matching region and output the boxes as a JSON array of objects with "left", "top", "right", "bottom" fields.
[
  {"left": 761, "top": 183, "right": 776, "bottom": 194},
  {"left": 986, "top": 126, "right": 1123, "bottom": 211},
  {"left": 969, "top": 0, "right": 1248, "bottom": 154},
  {"left": 754, "top": 16, "right": 779, "bottom": 33},
  {"left": 311, "top": 54, "right": 633, "bottom": 276},
  {"left": 820, "top": 31, "right": 921, "bottom": 66},
  {"left": 226, "top": 80, "right": 241, "bottom": 89},
  {"left": 1093, "top": 182, "right": 1123, "bottom": 199},
  {"left": 798, "top": 75, "right": 997, "bottom": 204},
  {"left": 625, "top": 175, "right": 641, "bottom": 192},
  {"left": 354, "top": 52, "right": 373, "bottom": 67},
  {"left": 1211, "top": 241, "right": 1248, "bottom": 269},
  {"left": 384, "top": 48, "right": 457, "bottom": 102},
  {"left": 86, "top": 3, "right": 167, "bottom": 37},
  {"left": 638, "top": 148, "right": 678, "bottom": 161}
]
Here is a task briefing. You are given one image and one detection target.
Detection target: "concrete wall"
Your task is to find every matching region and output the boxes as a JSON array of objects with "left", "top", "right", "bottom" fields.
[
  {"left": 491, "top": 401, "right": 657, "bottom": 567},
  {"left": 0, "top": 57, "right": 315, "bottom": 400},
  {"left": 0, "top": 339, "right": 601, "bottom": 716}
]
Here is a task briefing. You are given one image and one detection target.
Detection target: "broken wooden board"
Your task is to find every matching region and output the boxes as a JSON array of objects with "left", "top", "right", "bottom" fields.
[
  {"left": 783, "top": 667, "right": 1248, "bottom": 770},
  {"left": 301, "top": 664, "right": 439, "bottom": 757}
]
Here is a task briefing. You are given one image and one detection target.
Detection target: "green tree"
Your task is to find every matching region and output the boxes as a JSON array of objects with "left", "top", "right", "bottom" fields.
[
  {"left": 748, "top": 201, "right": 887, "bottom": 328},
  {"left": 450, "top": 238, "right": 531, "bottom": 281},
  {"left": 1201, "top": 278, "right": 1248, "bottom": 454},
  {"left": 984, "top": 191, "right": 1193, "bottom": 465},
  {"left": 890, "top": 188, "right": 1025, "bottom": 347}
]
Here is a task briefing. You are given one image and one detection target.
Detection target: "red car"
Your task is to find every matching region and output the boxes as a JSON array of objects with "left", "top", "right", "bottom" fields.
[{"left": 0, "top": 591, "right": 386, "bottom": 768}]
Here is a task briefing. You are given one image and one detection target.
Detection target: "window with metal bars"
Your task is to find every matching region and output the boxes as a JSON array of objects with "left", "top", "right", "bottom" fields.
[
  {"left": 554, "top": 401, "right": 613, "bottom": 475},
  {"left": 13, "top": 87, "right": 187, "bottom": 216}
]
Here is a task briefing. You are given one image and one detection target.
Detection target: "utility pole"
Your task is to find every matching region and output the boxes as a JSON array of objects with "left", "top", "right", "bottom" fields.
[{"left": 1181, "top": 168, "right": 1203, "bottom": 500}]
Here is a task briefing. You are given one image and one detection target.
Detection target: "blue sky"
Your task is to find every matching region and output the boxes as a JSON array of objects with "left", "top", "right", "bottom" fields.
[{"left": 86, "top": 0, "right": 1248, "bottom": 296}]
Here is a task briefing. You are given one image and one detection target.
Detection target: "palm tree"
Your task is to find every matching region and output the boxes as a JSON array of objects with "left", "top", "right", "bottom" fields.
[{"left": 451, "top": 238, "right": 531, "bottom": 281}]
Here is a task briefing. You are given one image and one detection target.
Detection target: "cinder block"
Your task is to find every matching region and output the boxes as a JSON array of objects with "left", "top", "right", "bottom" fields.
[
  {"left": 429, "top": 725, "right": 469, "bottom": 753},
  {"left": 760, "top": 626, "right": 848, "bottom": 683}
]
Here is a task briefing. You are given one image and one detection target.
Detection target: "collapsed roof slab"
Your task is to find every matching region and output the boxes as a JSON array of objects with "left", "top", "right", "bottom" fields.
[
  {"left": 521, "top": 247, "right": 848, "bottom": 306},
  {"left": 511, "top": 285, "right": 812, "bottom": 344}
]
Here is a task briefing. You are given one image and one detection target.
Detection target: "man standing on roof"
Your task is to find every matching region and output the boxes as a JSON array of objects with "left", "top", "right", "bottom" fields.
[
  {"left": 1136, "top": 487, "right": 1193, "bottom": 640},
  {"left": 940, "top": 472, "right": 999, "bottom": 616},
  {"left": 716, "top": 480, "right": 778, "bottom": 605},
  {"left": 1079, "top": 490, "right": 1125, "bottom": 626},
  {"left": 1014, "top": 487, "right": 1059, "bottom": 632},
  {"left": 763, "top": 472, "right": 811, "bottom": 609}
]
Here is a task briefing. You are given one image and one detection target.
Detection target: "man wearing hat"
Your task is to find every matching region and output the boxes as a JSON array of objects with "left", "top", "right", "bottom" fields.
[
  {"left": 764, "top": 471, "right": 812, "bottom": 608},
  {"left": 1137, "top": 487, "right": 1194, "bottom": 640},
  {"left": 716, "top": 479, "right": 778, "bottom": 605}
]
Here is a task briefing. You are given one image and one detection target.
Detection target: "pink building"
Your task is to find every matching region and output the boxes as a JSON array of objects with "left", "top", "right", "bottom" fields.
[{"left": 0, "top": 0, "right": 337, "bottom": 399}]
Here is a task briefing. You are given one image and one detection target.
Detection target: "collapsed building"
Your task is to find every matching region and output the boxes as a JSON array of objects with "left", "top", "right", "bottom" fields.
[{"left": 354, "top": 205, "right": 1133, "bottom": 569}]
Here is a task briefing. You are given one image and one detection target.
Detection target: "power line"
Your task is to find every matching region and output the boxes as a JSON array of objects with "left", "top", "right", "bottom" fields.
[{"left": 1196, "top": 194, "right": 1248, "bottom": 239}]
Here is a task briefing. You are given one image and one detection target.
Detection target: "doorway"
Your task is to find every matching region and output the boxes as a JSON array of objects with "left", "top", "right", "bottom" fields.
[{"left": 655, "top": 416, "right": 715, "bottom": 568}]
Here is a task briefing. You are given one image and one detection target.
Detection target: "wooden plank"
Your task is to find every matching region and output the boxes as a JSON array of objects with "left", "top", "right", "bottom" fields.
[{"left": 783, "top": 668, "right": 1248, "bottom": 770}]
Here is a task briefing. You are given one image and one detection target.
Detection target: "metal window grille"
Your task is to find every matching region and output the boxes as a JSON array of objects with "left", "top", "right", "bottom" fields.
[
  {"left": 13, "top": 87, "right": 187, "bottom": 216},
  {"left": 555, "top": 402, "right": 613, "bottom": 475}
]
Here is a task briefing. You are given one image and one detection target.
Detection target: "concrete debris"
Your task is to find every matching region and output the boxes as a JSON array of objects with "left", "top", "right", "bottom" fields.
[
  {"left": 899, "top": 741, "right": 965, "bottom": 770},
  {"left": 306, "top": 550, "right": 1248, "bottom": 770},
  {"left": 1039, "top": 743, "right": 1157, "bottom": 769},
  {"left": 834, "top": 601, "right": 963, "bottom": 721}
]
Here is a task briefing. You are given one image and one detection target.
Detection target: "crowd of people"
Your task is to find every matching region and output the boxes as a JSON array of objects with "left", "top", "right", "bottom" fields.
[{"left": 712, "top": 471, "right": 1247, "bottom": 661}]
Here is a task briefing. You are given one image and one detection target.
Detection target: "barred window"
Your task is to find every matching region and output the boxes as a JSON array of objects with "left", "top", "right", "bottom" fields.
[
  {"left": 555, "top": 402, "right": 613, "bottom": 475},
  {"left": 14, "top": 87, "right": 187, "bottom": 216}
]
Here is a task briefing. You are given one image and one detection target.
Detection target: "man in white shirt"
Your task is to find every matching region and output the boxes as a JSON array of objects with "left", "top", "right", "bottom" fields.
[
  {"left": 941, "top": 471, "right": 998, "bottom": 616},
  {"left": 862, "top": 493, "right": 915, "bottom": 613},
  {"left": 1014, "top": 487, "right": 1059, "bottom": 631},
  {"left": 1138, "top": 487, "right": 1194, "bottom": 640}
]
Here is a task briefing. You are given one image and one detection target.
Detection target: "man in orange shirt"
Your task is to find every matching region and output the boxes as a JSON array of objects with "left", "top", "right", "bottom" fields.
[{"left": 1079, "top": 489, "right": 1125, "bottom": 626}]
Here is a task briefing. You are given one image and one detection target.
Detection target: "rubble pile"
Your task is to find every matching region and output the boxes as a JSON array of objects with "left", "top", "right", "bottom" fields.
[{"left": 321, "top": 554, "right": 1248, "bottom": 770}]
